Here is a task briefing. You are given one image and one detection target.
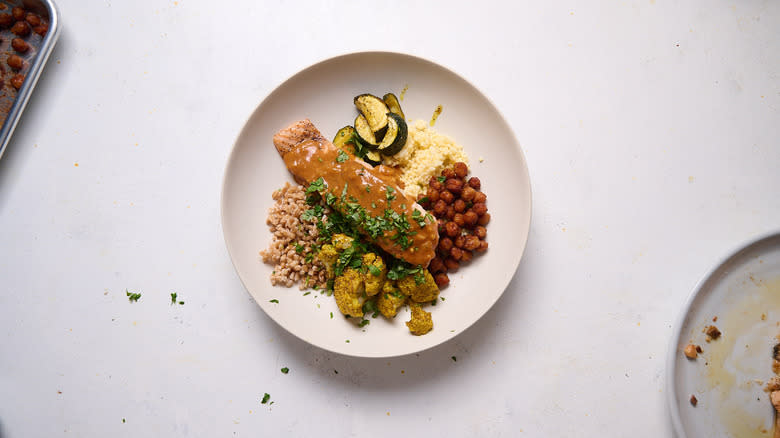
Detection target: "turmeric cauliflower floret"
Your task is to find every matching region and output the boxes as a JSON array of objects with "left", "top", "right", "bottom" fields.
[
  {"left": 406, "top": 303, "right": 433, "bottom": 335},
  {"left": 317, "top": 244, "right": 339, "bottom": 279},
  {"left": 331, "top": 234, "right": 354, "bottom": 251},
  {"left": 333, "top": 268, "right": 365, "bottom": 317},
  {"left": 361, "top": 253, "right": 387, "bottom": 296},
  {"left": 377, "top": 281, "right": 407, "bottom": 318},
  {"left": 397, "top": 270, "right": 439, "bottom": 303}
]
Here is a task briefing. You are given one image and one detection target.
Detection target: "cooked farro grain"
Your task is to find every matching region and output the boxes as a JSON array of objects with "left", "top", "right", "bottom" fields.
[{"left": 260, "top": 183, "right": 328, "bottom": 290}]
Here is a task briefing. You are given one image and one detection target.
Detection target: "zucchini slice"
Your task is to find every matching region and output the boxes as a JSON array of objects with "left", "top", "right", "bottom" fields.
[
  {"left": 382, "top": 93, "right": 405, "bottom": 120},
  {"left": 333, "top": 126, "right": 357, "bottom": 149},
  {"left": 364, "top": 150, "right": 383, "bottom": 166},
  {"left": 354, "top": 114, "right": 378, "bottom": 147},
  {"left": 375, "top": 112, "right": 408, "bottom": 156},
  {"left": 354, "top": 94, "right": 389, "bottom": 134}
]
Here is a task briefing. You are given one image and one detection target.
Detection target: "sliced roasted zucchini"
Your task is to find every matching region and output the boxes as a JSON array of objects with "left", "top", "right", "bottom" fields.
[
  {"left": 375, "top": 112, "right": 408, "bottom": 156},
  {"left": 364, "top": 150, "right": 383, "bottom": 166},
  {"left": 382, "top": 93, "right": 405, "bottom": 120},
  {"left": 333, "top": 126, "right": 357, "bottom": 149},
  {"left": 354, "top": 114, "right": 378, "bottom": 147},
  {"left": 354, "top": 94, "right": 389, "bottom": 135}
]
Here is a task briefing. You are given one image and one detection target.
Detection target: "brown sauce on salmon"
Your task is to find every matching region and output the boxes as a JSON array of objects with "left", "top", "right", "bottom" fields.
[{"left": 282, "top": 138, "right": 438, "bottom": 266}]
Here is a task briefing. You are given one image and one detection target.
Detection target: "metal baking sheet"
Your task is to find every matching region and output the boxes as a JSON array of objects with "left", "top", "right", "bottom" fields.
[{"left": 0, "top": 0, "right": 60, "bottom": 160}]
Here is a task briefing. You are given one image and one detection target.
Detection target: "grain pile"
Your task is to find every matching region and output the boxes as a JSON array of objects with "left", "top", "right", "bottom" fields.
[{"left": 259, "top": 183, "right": 328, "bottom": 290}]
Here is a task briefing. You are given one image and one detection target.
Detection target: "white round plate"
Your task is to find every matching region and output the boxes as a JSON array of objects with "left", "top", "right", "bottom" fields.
[
  {"left": 221, "top": 52, "right": 532, "bottom": 358},
  {"left": 667, "top": 230, "right": 780, "bottom": 437}
]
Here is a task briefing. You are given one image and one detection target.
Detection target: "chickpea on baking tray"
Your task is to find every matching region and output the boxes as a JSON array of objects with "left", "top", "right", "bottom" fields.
[{"left": 418, "top": 162, "right": 490, "bottom": 287}]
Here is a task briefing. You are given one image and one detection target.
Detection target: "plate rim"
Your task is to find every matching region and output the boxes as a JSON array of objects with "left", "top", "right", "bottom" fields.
[
  {"left": 665, "top": 228, "right": 780, "bottom": 437},
  {"left": 220, "top": 50, "right": 533, "bottom": 358}
]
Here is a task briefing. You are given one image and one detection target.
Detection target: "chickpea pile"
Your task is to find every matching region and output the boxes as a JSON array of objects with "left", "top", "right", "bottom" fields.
[
  {"left": 0, "top": 5, "right": 49, "bottom": 90},
  {"left": 417, "top": 162, "right": 490, "bottom": 287}
]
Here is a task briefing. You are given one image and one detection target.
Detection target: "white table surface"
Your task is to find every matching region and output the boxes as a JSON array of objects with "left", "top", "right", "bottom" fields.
[{"left": 1, "top": 1, "right": 778, "bottom": 437}]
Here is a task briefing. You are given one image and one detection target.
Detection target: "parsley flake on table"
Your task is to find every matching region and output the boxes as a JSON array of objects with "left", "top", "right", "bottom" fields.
[
  {"left": 451, "top": 356, "right": 457, "bottom": 362},
  {"left": 125, "top": 290, "right": 141, "bottom": 302},
  {"left": 261, "top": 393, "right": 271, "bottom": 404},
  {"left": 170, "top": 293, "right": 184, "bottom": 305},
  {"left": 281, "top": 367, "right": 289, "bottom": 374},
  {"left": 269, "top": 299, "right": 279, "bottom": 304}
]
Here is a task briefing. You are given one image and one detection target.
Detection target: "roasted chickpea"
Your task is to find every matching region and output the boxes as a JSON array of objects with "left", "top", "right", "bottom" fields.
[
  {"left": 429, "top": 257, "right": 446, "bottom": 273},
  {"left": 477, "top": 213, "right": 491, "bottom": 226},
  {"left": 434, "top": 272, "right": 450, "bottom": 287},
  {"left": 453, "top": 162, "right": 468, "bottom": 178},
  {"left": 444, "top": 178, "right": 463, "bottom": 195},
  {"left": 11, "top": 38, "right": 29, "bottom": 53},
  {"left": 454, "top": 235, "right": 465, "bottom": 249},
  {"left": 474, "top": 226, "right": 487, "bottom": 239},
  {"left": 12, "top": 7, "right": 24, "bottom": 21},
  {"left": 464, "top": 235, "right": 481, "bottom": 251},
  {"left": 10, "top": 74, "right": 24, "bottom": 89},
  {"left": 7, "top": 54, "right": 22, "bottom": 70},
  {"left": 445, "top": 221, "right": 459, "bottom": 237},
  {"left": 460, "top": 250, "right": 473, "bottom": 263},
  {"left": 463, "top": 210, "right": 479, "bottom": 227},
  {"left": 33, "top": 24, "right": 47, "bottom": 36},
  {"left": 450, "top": 247, "right": 463, "bottom": 261},
  {"left": 445, "top": 205, "right": 455, "bottom": 219},
  {"left": 11, "top": 20, "right": 29, "bottom": 36},
  {"left": 428, "top": 176, "right": 443, "bottom": 191},
  {"left": 472, "top": 202, "right": 488, "bottom": 216},
  {"left": 476, "top": 240, "right": 489, "bottom": 252},
  {"left": 452, "top": 213, "right": 465, "bottom": 227},
  {"left": 453, "top": 199, "right": 466, "bottom": 213},
  {"left": 461, "top": 186, "right": 476, "bottom": 202},
  {"left": 468, "top": 177, "right": 481, "bottom": 190},
  {"left": 0, "top": 13, "right": 12, "bottom": 27},
  {"left": 427, "top": 189, "right": 440, "bottom": 203},
  {"left": 440, "top": 190, "right": 454, "bottom": 204},
  {"left": 25, "top": 13, "right": 40, "bottom": 27},
  {"left": 432, "top": 200, "right": 447, "bottom": 217},
  {"left": 441, "top": 168, "right": 456, "bottom": 179},
  {"left": 444, "top": 258, "right": 460, "bottom": 271},
  {"left": 438, "top": 237, "right": 453, "bottom": 252},
  {"left": 473, "top": 191, "right": 487, "bottom": 204}
]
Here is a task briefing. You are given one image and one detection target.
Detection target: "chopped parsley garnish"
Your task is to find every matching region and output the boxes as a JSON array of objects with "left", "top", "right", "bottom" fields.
[
  {"left": 418, "top": 196, "right": 429, "bottom": 204},
  {"left": 303, "top": 291, "right": 311, "bottom": 296},
  {"left": 294, "top": 243, "right": 304, "bottom": 253},
  {"left": 411, "top": 210, "right": 428, "bottom": 228},
  {"left": 371, "top": 202, "right": 377, "bottom": 209},
  {"left": 126, "top": 289, "right": 141, "bottom": 302},
  {"left": 304, "top": 253, "right": 314, "bottom": 263},
  {"left": 122, "top": 418, "right": 126, "bottom": 423},
  {"left": 365, "top": 186, "right": 371, "bottom": 193},
  {"left": 269, "top": 299, "right": 279, "bottom": 303},
  {"left": 387, "top": 263, "right": 426, "bottom": 284},
  {"left": 358, "top": 319, "right": 370, "bottom": 327},
  {"left": 368, "top": 264, "right": 381, "bottom": 276},
  {"left": 281, "top": 367, "right": 289, "bottom": 374},
  {"left": 170, "top": 293, "right": 177, "bottom": 304},
  {"left": 362, "top": 299, "right": 380, "bottom": 318},
  {"left": 336, "top": 150, "right": 349, "bottom": 163},
  {"left": 306, "top": 177, "right": 326, "bottom": 194},
  {"left": 261, "top": 393, "right": 271, "bottom": 404},
  {"left": 437, "top": 176, "right": 446, "bottom": 183},
  {"left": 451, "top": 356, "right": 457, "bottom": 362},
  {"left": 385, "top": 186, "right": 396, "bottom": 202},
  {"left": 330, "top": 312, "right": 333, "bottom": 319}
]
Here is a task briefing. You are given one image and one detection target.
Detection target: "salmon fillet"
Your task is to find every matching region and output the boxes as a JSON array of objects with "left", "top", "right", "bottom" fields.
[{"left": 272, "top": 119, "right": 438, "bottom": 267}]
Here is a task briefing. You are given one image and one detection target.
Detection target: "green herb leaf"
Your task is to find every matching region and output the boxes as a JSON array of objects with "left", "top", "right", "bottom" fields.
[
  {"left": 451, "top": 356, "right": 457, "bottom": 362},
  {"left": 261, "top": 393, "right": 271, "bottom": 404},
  {"left": 368, "top": 265, "right": 381, "bottom": 276},
  {"left": 269, "top": 299, "right": 279, "bottom": 303},
  {"left": 170, "top": 292, "right": 177, "bottom": 304},
  {"left": 437, "top": 176, "right": 446, "bottom": 183},
  {"left": 330, "top": 312, "right": 333, "bottom": 319},
  {"left": 294, "top": 243, "right": 304, "bottom": 253},
  {"left": 336, "top": 150, "right": 349, "bottom": 163},
  {"left": 306, "top": 177, "right": 326, "bottom": 194},
  {"left": 126, "top": 289, "right": 141, "bottom": 302},
  {"left": 281, "top": 367, "right": 289, "bottom": 374},
  {"left": 358, "top": 319, "right": 370, "bottom": 327},
  {"left": 303, "top": 291, "right": 311, "bottom": 296}
]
